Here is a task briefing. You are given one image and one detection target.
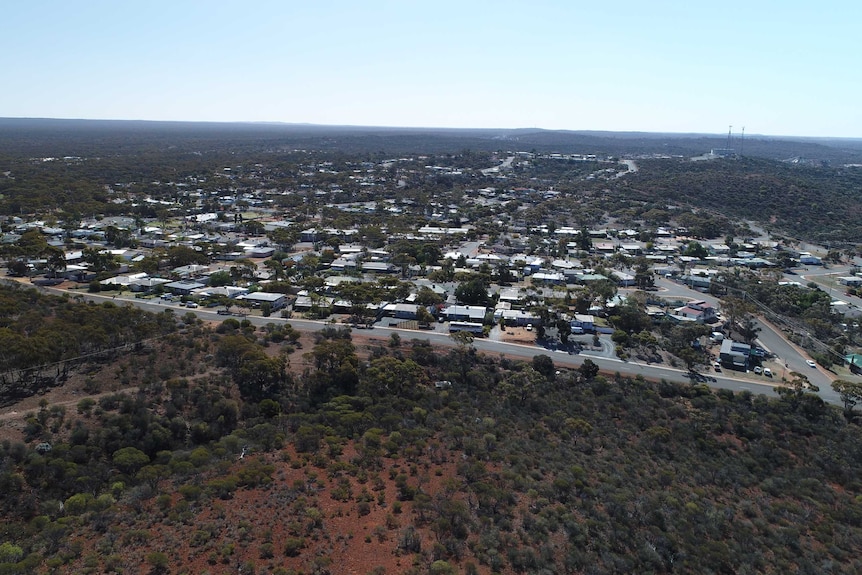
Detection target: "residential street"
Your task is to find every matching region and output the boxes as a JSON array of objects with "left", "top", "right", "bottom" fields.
[{"left": 22, "top": 282, "right": 839, "bottom": 407}]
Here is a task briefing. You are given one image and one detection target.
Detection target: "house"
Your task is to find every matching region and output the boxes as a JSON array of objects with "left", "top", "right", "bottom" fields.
[
  {"left": 838, "top": 276, "right": 862, "bottom": 287},
  {"left": 494, "top": 308, "right": 538, "bottom": 327},
  {"left": 293, "top": 295, "right": 334, "bottom": 312},
  {"left": 100, "top": 272, "right": 148, "bottom": 288},
  {"left": 382, "top": 303, "right": 420, "bottom": 320},
  {"left": 497, "top": 287, "right": 524, "bottom": 307},
  {"left": 845, "top": 353, "right": 862, "bottom": 375},
  {"left": 246, "top": 246, "right": 276, "bottom": 259},
  {"left": 719, "top": 339, "right": 751, "bottom": 370},
  {"left": 673, "top": 300, "right": 717, "bottom": 323},
  {"left": 611, "top": 271, "right": 636, "bottom": 287},
  {"left": 799, "top": 253, "right": 822, "bottom": 265},
  {"left": 360, "top": 262, "right": 395, "bottom": 273},
  {"left": 573, "top": 272, "right": 609, "bottom": 284},
  {"left": 172, "top": 264, "right": 210, "bottom": 278},
  {"left": 330, "top": 258, "right": 359, "bottom": 271},
  {"left": 164, "top": 280, "right": 207, "bottom": 296},
  {"left": 238, "top": 291, "right": 287, "bottom": 311},
  {"left": 680, "top": 274, "right": 712, "bottom": 290},
  {"left": 300, "top": 228, "right": 322, "bottom": 242},
  {"left": 570, "top": 314, "right": 595, "bottom": 332},
  {"left": 194, "top": 285, "right": 249, "bottom": 299},
  {"left": 130, "top": 277, "right": 171, "bottom": 293},
  {"left": 531, "top": 271, "right": 565, "bottom": 285},
  {"left": 444, "top": 305, "right": 487, "bottom": 323}
]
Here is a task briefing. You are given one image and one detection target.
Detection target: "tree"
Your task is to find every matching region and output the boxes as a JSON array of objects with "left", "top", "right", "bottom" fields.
[
  {"left": 738, "top": 316, "right": 761, "bottom": 345},
  {"left": 146, "top": 551, "right": 169, "bottom": 574},
  {"left": 633, "top": 257, "right": 654, "bottom": 289},
  {"left": 112, "top": 446, "right": 150, "bottom": 474},
  {"left": 579, "top": 358, "right": 600, "bottom": 381},
  {"left": 166, "top": 245, "right": 208, "bottom": 268},
  {"left": 208, "top": 270, "right": 232, "bottom": 287},
  {"left": 44, "top": 246, "right": 67, "bottom": 276},
  {"left": 362, "top": 356, "right": 428, "bottom": 399},
  {"left": 416, "top": 286, "right": 443, "bottom": 307},
  {"left": 683, "top": 241, "right": 708, "bottom": 259},
  {"left": 16, "top": 229, "right": 48, "bottom": 256},
  {"left": 832, "top": 379, "right": 862, "bottom": 417},
  {"left": 264, "top": 258, "right": 285, "bottom": 281},
  {"left": 416, "top": 306, "right": 435, "bottom": 327},
  {"left": 532, "top": 354, "right": 555, "bottom": 380},
  {"left": 6, "top": 259, "right": 28, "bottom": 277},
  {"left": 104, "top": 225, "right": 133, "bottom": 248},
  {"left": 556, "top": 318, "right": 571, "bottom": 345},
  {"left": 454, "top": 277, "right": 489, "bottom": 305},
  {"left": 82, "top": 248, "right": 119, "bottom": 273}
]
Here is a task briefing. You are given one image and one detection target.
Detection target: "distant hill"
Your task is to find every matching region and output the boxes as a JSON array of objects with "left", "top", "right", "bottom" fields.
[{"left": 2, "top": 118, "right": 861, "bottom": 163}]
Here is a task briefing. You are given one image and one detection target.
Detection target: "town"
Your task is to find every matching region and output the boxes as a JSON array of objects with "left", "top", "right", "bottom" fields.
[{"left": 4, "top": 140, "right": 861, "bottom": 404}]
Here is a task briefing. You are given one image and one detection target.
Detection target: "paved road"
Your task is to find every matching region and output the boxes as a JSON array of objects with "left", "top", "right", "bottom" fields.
[
  {"left": 752, "top": 317, "right": 836, "bottom": 395},
  {"left": 641, "top": 276, "right": 842, "bottom": 403},
  {"left": 16, "top": 282, "right": 840, "bottom": 406},
  {"left": 617, "top": 159, "right": 638, "bottom": 178}
]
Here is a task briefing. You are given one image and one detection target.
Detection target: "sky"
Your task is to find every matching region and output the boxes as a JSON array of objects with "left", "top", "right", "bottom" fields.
[{"left": 2, "top": 0, "right": 861, "bottom": 138}]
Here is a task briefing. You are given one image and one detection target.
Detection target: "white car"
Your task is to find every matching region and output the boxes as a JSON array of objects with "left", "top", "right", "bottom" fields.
[{"left": 806, "top": 360, "right": 817, "bottom": 368}]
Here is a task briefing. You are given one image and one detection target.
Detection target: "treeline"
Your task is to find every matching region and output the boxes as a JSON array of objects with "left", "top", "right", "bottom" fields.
[
  {"left": 624, "top": 157, "right": 862, "bottom": 245},
  {"left": 0, "top": 285, "right": 177, "bottom": 402}
]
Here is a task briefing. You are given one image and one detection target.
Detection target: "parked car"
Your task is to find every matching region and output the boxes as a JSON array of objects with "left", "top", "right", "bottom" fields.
[
  {"left": 217, "top": 309, "right": 231, "bottom": 315},
  {"left": 186, "top": 302, "right": 199, "bottom": 308},
  {"left": 763, "top": 368, "right": 773, "bottom": 377},
  {"left": 753, "top": 366, "right": 763, "bottom": 374}
]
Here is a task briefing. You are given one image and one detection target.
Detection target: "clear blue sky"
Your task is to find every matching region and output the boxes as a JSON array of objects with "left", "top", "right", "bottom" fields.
[{"left": 3, "top": 0, "right": 860, "bottom": 138}]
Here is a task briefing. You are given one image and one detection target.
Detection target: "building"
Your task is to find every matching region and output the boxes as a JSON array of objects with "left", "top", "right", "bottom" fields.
[
  {"left": 382, "top": 303, "right": 420, "bottom": 320},
  {"left": 164, "top": 280, "right": 207, "bottom": 296},
  {"left": 570, "top": 314, "right": 595, "bottom": 332},
  {"left": 673, "top": 300, "right": 717, "bottom": 323},
  {"left": 360, "top": 262, "right": 395, "bottom": 273},
  {"left": 845, "top": 353, "right": 862, "bottom": 375},
  {"left": 238, "top": 291, "right": 287, "bottom": 311},
  {"left": 611, "top": 271, "right": 636, "bottom": 287},
  {"left": 719, "top": 339, "right": 751, "bottom": 370},
  {"left": 799, "top": 253, "right": 822, "bottom": 265},
  {"left": 444, "top": 305, "right": 487, "bottom": 323}
]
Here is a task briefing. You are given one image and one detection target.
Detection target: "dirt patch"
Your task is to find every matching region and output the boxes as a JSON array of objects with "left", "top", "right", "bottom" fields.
[{"left": 498, "top": 327, "right": 538, "bottom": 346}]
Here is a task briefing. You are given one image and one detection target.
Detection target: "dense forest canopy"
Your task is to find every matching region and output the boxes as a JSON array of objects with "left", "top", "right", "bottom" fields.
[{"left": 624, "top": 158, "right": 862, "bottom": 245}]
